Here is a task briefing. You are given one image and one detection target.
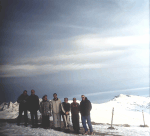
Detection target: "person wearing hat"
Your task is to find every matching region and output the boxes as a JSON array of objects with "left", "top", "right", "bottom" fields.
[
  {"left": 50, "top": 93, "right": 62, "bottom": 130},
  {"left": 71, "top": 98, "right": 80, "bottom": 133},
  {"left": 17, "top": 90, "right": 29, "bottom": 126}
]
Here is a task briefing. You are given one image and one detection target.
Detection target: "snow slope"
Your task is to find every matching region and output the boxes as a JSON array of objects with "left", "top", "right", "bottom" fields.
[
  {"left": 90, "top": 94, "right": 150, "bottom": 126},
  {"left": 0, "top": 94, "right": 150, "bottom": 126}
]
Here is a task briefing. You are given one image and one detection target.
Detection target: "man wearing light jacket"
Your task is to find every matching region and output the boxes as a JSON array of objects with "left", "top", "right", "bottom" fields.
[
  {"left": 50, "top": 93, "right": 62, "bottom": 130},
  {"left": 17, "top": 90, "right": 29, "bottom": 127}
]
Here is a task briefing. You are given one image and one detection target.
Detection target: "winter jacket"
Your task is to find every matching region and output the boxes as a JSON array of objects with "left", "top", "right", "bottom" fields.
[
  {"left": 61, "top": 102, "right": 71, "bottom": 115},
  {"left": 80, "top": 97, "right": 92, "bottom": 116},
  {"left": 27, "top": 95, "right": 39, "bottom": 111},
  {"left": 40, "top": 100, "right": 51, "bottom": 116},
  {"left": 50, "top": 98, "right": 61, "bottom": 114},
  {"left": 17, "top": 94, "right": 29, "bottom": 108},
  {"left": 71, "top": 102, "right": 80, "bottom": 115}
]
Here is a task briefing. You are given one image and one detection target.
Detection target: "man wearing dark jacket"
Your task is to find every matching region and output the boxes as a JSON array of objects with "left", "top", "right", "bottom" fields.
[
  {"left": 71, "top": 98, "right": 80, "bottom": 133},
  {"left": 27, "top": 89, "right": 39, "bottom": 128},
  {"left": 61, "top": 98, "right": 71, "bottom": 130},
  {"left": 80, "top": 95, "right": 93, "bottom": 135},
  {"left": 17, "top": 90, "right": 29, "bottom": 126}
]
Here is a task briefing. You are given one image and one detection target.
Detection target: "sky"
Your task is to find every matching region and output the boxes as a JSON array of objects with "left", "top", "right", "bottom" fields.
[{"left": 0, "top": 0, "right": 149, "bottom": 104}]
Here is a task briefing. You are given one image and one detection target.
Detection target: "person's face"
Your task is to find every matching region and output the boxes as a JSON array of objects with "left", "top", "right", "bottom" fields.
[
  {"left": 31, "top": 90, "right": 35, "bottom": 95},
  {"left": 23, "top": 91, "right": 27, "bottom": 95},
  {"left": 53, "top": 94, "right": 57, "bottom": 99},
  {"left": 64, "top": 98, "right": 68, "bottom": 103},
  {"left": 73, "top": 99, "right": 76, "bottom": 103},
  {"left": 44, "top": 96, "right": 47, "bottom": 101},
  {"left": 81, "top": 96, "right": 85, "bottom": 101}
]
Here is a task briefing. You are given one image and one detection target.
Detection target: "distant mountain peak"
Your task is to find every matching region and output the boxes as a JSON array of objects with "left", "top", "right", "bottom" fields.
[{"left": 114, "top": 94, "right": 129, "bottom": 98}]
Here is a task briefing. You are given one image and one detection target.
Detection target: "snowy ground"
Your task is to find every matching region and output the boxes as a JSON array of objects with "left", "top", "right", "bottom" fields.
[
  {"left": 0, "top": 94, "right": 150, "bottom": 136},
  {"left": 0, "top": 122, "right": 149, "bottom": 136}
]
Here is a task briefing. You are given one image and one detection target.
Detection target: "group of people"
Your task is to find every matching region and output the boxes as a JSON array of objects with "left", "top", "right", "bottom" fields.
[{"left": 17, "top": 89, "right": 93, "bottom": 135}]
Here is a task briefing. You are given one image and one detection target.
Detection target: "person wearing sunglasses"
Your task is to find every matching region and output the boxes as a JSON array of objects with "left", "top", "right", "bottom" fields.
[{"left": 80, "top": 95, "right": 93, "bottom": 135}]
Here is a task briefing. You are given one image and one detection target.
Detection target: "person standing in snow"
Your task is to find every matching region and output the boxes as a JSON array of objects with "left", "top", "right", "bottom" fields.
[
  {"left": 17, "top": 90, "right": 29, "bottom": 126},
  {"left": 71, "top": 98, "right": 80, "bottom": 133},
  {"left": 50, "top": 93, "right": 62, "bottom": 130},
  {"left": 80, "top": 95, "right": 93, "bottom": 135},
  {"left": 39, "top": 95, "right": 51, "bottom": 129},
  {"left": 27, "top": 89, "right": 39, "bottom": 128},
  {"left": 61, "top": 98, "right": 71, "bottom": 130}
]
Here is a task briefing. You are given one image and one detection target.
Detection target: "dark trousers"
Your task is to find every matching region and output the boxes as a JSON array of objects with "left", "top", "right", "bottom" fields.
[
  {"left": 17, "top": 106, "right": 28, "bottom": 125},
  {"left": 30, "top": 110, "right": 38, "bottom": 126},
  {"left": 72, "top": 114, "right": 80, "bottom": 132},
  {"left": 42, "top": 115, "right": 50, "bottom": 128}
]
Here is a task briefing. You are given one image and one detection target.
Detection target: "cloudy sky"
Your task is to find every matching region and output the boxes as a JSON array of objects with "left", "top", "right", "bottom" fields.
[{"left": 0, "top": 0, "right": 149, "bottom": 103}]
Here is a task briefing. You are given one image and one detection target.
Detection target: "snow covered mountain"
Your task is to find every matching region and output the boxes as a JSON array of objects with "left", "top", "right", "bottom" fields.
[
  {"left": 90, "top": 94, "right": 150, "bottom": 126},
  {"left": 0, "top": 94, "right": 150, "bottom": 126}
]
